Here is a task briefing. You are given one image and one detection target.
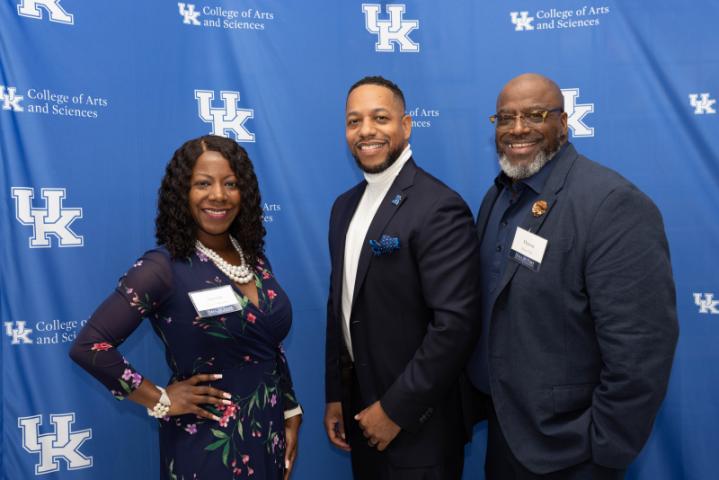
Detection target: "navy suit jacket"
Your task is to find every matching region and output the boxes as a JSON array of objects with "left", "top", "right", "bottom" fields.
[
  {"left": 325, "top": 158, "right": 481, "bottom": 467},
  {"left": 475, "top": 144, "right": 678, "bottom": 473}
]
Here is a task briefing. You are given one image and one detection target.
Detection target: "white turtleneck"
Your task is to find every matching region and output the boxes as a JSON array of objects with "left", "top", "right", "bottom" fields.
[{"left": 341, "top": 144, "right": 412, "bottom": 360}]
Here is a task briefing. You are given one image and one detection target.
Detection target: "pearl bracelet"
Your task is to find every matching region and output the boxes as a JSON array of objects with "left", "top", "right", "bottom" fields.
[{"left": 147, "top": 385, "right": 171, "bottom": 418}]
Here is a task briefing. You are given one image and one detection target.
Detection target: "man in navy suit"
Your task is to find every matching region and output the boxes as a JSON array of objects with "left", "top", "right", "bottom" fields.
[
  {"left": 323, "top": 76, "right": 481, "bottom": 479},
  {"left": 467, "top": 73, "right": 679, "bottom": 479}
]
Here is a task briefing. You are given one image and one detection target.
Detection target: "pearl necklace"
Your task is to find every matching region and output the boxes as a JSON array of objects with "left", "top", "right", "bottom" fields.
[{"left": 195, "top": 236, "right": 255, "bottom": 284}]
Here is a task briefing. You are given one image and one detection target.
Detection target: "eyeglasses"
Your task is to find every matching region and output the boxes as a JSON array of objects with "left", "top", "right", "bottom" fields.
[{"left": 489, "top": 108, "right": 563, "bottom": 127}]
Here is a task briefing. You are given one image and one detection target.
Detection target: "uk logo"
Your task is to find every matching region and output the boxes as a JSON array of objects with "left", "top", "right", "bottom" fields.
[
  {"left": 11, "top": 187, "right": 84, "bottom": 248},
  {"left": 561, "top": 88, "right": 594, "bottom": 138},
  {"left": 195, "top": 90, "right": 255, "bottom": 142},
  {"left": 1, "top": 85, "right": 25, "bottom": 112},
  {"left": 16, "top": 0, "right": 74, "bottom": 25},
  {"left": 362, "top": 4, "right": 419, "bottom": 53},
  {"left": 4, "top": 321, "right": 34, "bottom": 344},
  {"left": 694, "top": 293, "right": 719, "bottom": 314},
  {"left": 18, "top": 413, "right": 92, "bottom": 475},
  {"left": 510, "top": 11, "right": 534, "bottom": 31},
  {"left": 178, "top": 2, "right": 201, "bottom": 25},
  {"left": 688, "top": 93, "right": 716, "bottom": 115}
]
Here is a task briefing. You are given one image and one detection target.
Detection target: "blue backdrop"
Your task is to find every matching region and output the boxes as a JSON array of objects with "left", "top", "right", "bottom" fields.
[{"left": 1, "top": 1, "right": 717, "bottom": 478}]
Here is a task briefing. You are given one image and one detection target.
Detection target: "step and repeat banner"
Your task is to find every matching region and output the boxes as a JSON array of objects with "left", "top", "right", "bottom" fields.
[{"left": 1, "top": 1, "right": 717, "bottom": 479}]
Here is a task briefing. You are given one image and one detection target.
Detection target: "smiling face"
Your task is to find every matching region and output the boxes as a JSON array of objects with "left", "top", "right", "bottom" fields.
[
  {"left": 345, "top": 84, "right": 411, "bottom": 173},
  {"left": 495, "top": 74, "right": 568, "bottom": 179},
  {"left": 188, "top": 150, "right": 241, "bottom": 249}
]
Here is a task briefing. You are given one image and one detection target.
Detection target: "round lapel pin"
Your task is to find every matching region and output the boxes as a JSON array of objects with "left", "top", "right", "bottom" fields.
[{"left": 531, "top": 200, "right": 548, "bottom": 217}]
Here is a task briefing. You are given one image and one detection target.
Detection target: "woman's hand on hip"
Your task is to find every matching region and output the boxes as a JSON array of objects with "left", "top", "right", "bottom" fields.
[{"left": 165, "top": 373, "right": 231, "bottom": 421}]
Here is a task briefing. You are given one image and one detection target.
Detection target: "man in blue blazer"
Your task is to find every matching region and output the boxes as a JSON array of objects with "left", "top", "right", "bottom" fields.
[
  {"left": 467, "top": 73, "right": 679, "bottom": 479},
  {"left": 323, "top": 76, "right": 481, "bottom": 479}
]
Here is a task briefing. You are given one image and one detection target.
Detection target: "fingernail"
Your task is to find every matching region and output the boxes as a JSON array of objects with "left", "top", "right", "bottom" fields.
[
  {"left": 285, "top": 460, "right": 290, "bottom": 469},
  {"left": 222, "top": 399, "right": 231, "bottom": 405},
  {"left": 214, "top": 374, "right": 223, "bottom": 379},
  {"left": 354, "top": 414, "right": 359, "bottom": 420},
  {"left": 214, "top": 415, "right": 221, "bottom": 422},
  {"left": 223, "top": 392, "right": 231, "bottom": 399}
]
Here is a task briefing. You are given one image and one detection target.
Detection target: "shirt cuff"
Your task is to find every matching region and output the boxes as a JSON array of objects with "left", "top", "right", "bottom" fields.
[{"left": 283, "top": 405, "right": 303, "bottom": 420}]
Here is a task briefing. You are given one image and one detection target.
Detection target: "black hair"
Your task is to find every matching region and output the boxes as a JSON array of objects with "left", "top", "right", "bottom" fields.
[
  {"left": 155, "top": 135, "right": 265, "bottom": 264},
  {"left": 347, "top": 75, "right": 406, "bottom": 110}
]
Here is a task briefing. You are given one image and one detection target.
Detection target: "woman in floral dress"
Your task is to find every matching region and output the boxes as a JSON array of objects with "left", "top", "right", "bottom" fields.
[{"left": 70, "top": 135, "right": 301, "bottom": 479}]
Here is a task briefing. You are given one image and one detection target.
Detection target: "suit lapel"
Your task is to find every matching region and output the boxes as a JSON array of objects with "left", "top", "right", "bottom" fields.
[
  {"left": 476, "top": 184, "right": 501, "bottom": 241},
  {"left": 332, "top": 183, "right": 365, "bottom": 320},
  {"left": 493, "top": 144, "right": 579, "bottom": 299},
  {"left": 352, "top": 159, "right": 417, "bottom": 306}
]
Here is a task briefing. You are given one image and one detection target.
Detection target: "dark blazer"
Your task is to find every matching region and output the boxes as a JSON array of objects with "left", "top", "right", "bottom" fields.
[
  {"left": 475, "top": 144, "right": 678, "bottom": 474},
  {"left": 325, "top": 158, "right": 481, "bottom": 467}
]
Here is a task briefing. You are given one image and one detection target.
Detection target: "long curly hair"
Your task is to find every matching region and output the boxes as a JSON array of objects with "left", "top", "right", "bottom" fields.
[{"left": 155, "top": 135, "right": 265, "bottom": 264}]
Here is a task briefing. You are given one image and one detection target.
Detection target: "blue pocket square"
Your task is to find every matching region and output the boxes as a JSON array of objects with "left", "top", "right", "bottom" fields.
[{"left": 368, "top": 235, "right": 400, "bottom": 256}]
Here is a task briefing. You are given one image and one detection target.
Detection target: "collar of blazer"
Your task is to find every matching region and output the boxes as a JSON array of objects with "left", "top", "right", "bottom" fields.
[
  {"left": 333, "top": 158, "right": 417, "bottom": 318},
  {"left": 477, "top": 143, "right": 578, "bottom": 302},
  {"left": 352, "top": 158, "right": 416, "bottom": 306}
]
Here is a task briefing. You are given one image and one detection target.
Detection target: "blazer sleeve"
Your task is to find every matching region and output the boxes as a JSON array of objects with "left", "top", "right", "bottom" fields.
[
  {"left": 380, "top": 193, "right": 482, "bottom": 432},
  {"left": 585, "top": 185, "right": 679, "bottom": 468},
  {"left": 325, "top": 200, "right": 343, "bottom": 403}
]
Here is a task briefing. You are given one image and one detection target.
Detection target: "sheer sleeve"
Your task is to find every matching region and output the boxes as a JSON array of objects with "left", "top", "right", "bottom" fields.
[{"left": 69, "top": 250, "right": 174, "bottom": 400}]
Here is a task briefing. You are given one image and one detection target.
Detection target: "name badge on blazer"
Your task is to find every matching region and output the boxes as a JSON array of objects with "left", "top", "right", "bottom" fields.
[
  {"left": 188, "top": 285, "right": 242, "bottom": 318},
  {"left": 509, "top": 227, "right": 548, "bottom": 272}
]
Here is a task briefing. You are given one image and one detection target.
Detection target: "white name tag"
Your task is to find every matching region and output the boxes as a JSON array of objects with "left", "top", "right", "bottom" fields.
[
  {"left": 188, "top": 285, "right": 242, "bottom": 318},
  {"left": 509, "top": 226, "right": 548, "bottom": 272}
]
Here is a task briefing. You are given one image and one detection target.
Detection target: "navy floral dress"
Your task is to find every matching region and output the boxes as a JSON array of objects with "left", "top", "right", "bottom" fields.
[{"left": 71, "top": 247, "right": 299, "bottom": 479}]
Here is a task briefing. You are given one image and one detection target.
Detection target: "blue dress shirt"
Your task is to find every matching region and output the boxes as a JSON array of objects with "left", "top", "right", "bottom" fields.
[{"left": 467, "top": 151, "right": 561, "bottom": 394}]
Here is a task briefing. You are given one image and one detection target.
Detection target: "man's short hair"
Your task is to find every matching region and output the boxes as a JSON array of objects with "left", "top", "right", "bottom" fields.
[{"left": 347, "top": 76, "right": 406, "bottom": 111}]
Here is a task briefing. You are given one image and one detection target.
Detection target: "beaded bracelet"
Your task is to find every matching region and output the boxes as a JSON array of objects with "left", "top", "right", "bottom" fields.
[{"left": 147, "top": 385, "right": 171, "bottom": 418}]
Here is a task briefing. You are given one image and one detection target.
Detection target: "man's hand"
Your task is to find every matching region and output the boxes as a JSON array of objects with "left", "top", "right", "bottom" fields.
[
  {"left": 354, "top": 400, "right": 400, "bottom": 451},
  {"left": 324, "top": 401, "right": 351, "bottom": 451}
]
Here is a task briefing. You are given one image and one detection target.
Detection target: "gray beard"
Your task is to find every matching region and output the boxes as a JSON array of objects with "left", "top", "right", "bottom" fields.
[{"left": 498, "top": 147, "right": 558, "bottom": 180}]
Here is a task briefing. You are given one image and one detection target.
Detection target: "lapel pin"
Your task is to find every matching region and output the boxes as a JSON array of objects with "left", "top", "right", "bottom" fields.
[
  {"left": 391, "top": 194, "right": 402, "bottom": 206},
  {"left": 531, "top": 200, "right": 548, "bottom": 217}
]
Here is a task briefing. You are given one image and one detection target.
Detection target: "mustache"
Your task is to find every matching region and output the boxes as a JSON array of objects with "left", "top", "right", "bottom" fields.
[{"left": 501, "top": 135, "right": 541, "bottom": 143}]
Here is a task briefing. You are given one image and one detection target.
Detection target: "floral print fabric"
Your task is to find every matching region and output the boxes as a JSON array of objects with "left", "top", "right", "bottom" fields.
[{"left": 71, "top": 248, "right": 298, "bottom": 479}]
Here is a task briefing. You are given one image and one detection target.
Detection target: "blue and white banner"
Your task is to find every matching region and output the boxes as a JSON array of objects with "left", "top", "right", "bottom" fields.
[{"left": 2, "top": 1, "right": 716, "bottom": 478}]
